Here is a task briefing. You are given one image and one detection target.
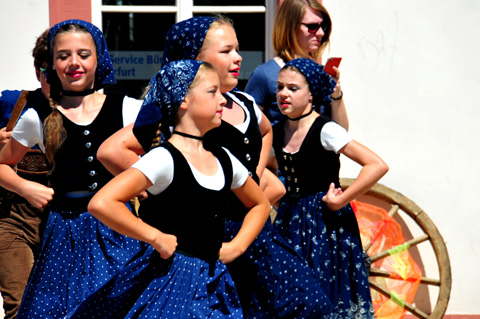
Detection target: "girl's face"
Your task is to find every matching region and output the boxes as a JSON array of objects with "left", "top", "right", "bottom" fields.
[
  {"left": 186, "top": 69, "right": 226, "bottom": 131},
  {"left": 276, "top": 68, "right": 312, "bottom": 118},
  {"left": 296, "top": 6, "right": 325, "bottom": 55},
  {"left": 197, "top": 24, "right": 242, "bottom": 93},
  {"left": 53, "top": 31, "right": 97, "bottom": 91}
]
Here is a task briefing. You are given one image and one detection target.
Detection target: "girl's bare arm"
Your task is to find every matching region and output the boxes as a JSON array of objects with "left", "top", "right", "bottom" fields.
[
  {"left": 87, "top": 168, "right": 177, "bottom": 259},
  {"left": 322, "top": 140, "right": 389, "bottom": 211},
  {"left": 219, "top": 176, "right": 270, "bottom": 263}
]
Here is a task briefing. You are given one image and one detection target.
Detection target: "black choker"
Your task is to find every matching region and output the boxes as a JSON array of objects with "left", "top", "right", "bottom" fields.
[
  {"left": 173, "top": 130, "right": 203, "bottom": 140},
  {"left": 287, "top": 108, "right": 314, "bottom": 121},
  {"left": 62, "top": 89, "right": 95, "bottom": 97}
]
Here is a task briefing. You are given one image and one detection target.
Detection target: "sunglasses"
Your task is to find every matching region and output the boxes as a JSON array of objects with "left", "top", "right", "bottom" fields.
[{"left": 301, "top": 23, "right": 323, "bottom": 34}]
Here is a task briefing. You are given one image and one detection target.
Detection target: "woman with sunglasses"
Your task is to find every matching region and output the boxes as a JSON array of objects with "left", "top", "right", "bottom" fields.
[{"left": 245, "top": 0, "right": 348, "bottom": 129}]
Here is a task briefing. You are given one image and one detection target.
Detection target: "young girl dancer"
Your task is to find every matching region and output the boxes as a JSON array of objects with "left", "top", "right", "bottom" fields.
[
  {"left": 273, "top": 58, "right": 389, "bottom": 318},
  {"left": 0, "top": 20, "right": 143, "bottom": 318},
  {"left": 70, "top": 59, "right": 270, "bottom": 318},
  {"left": 98, "top": 16, "right": 338, "bottom": 318}
]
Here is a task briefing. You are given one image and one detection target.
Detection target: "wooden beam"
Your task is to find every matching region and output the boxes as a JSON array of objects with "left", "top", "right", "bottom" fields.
[{"left": 49, "top": 0, "right": 92, "bottom": 26}]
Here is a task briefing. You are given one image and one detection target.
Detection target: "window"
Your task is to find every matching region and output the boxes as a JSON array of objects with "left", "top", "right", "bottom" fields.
[{"left": 94, "top": 0, "right": 275, "bottom": 98}]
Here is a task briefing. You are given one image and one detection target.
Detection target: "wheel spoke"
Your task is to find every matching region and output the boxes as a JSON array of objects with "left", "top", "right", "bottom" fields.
[
  {"left": 369, "top": 279, "right": 429, "bottom": 319},
  {"left": 369, "top": 234, "right": 429, "bottom": 263},
  {"left": 340, "top": 178, "right": 452, "bottom": 319},
  {"left": 363, "top": 239, "right": 372, "bottom": 252},
  {"left": 369, "top": 268, "right": 441, "bottom": 286},
  {"left": 388, "top": 204, "right": 399, "bottom": 217}
]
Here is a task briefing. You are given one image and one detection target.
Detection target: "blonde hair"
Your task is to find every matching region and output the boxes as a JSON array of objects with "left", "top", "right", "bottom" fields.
[
  {"left": 273, "top": 0, "right": 331, "bottom": 62},
  {"left": 199, "top": 14, "right": 235, "bottom": 56},
  {"left": 188, "top": 62, "right": 216, "bottom": 90}
]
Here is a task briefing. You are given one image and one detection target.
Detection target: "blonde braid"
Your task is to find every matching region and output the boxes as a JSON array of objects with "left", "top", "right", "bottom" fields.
[{"left": 43, "top": 86, "right": 66, "bottom": 173}]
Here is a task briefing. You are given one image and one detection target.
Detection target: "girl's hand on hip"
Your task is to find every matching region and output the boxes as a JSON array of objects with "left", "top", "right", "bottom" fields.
[
  {"left": 322, "top": 182, "right": 344, "bottom": 211},
  {"left": 152, "top": 232, "right": 178, "bottom": 259},
  {"left": 219, "top": 242, "right": 243, "bottom": 264}
]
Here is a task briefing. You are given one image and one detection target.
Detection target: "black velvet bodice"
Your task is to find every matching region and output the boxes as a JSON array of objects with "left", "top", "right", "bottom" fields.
[
  {"left": 47, "top": 94, "right": 125, "bottom": 194},
  {"left": 273, "top": 115, "right": 341, "bottom": 198},
  {"left": 138, "top": 142, "right": 233, "bottom": 261}
]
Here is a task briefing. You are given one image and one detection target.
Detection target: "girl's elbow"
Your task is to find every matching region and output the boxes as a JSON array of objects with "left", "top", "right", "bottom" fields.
[
  {"left": 378, "top": 161, "right": 389, "bottom": 177},
  {"left": 87, "top": 197, "right": 103, "bottom": 216},
  {"left": 262, "top": 201, "right": 271, "bottom": 220},
  {"left": 87, "top": 201, "right": 96, "bottom": 215},
  {"left": 96, "top": 143, "right": 113, "bottom": 166}
]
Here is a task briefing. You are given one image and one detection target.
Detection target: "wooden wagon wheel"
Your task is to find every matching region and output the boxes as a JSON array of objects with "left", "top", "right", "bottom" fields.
[{"left": 340, "top": 178, "right": 451, "bottom": 319}]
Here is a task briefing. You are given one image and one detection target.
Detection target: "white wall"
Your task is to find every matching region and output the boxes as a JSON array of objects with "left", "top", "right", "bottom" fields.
[
  {"left": 323, "top": 0, "right": 480, "bottom": 315},
  {"left": 0, "top": 0, "right": 49, "bottom": 91}
]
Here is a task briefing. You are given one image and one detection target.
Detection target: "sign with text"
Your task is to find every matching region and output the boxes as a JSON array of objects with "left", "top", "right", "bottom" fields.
[
  {"left": 110, "top": 51, "right": 163, "bottom": 80},
  {"left": 110, "top": 51, "right": 264, "bottom": 81}
]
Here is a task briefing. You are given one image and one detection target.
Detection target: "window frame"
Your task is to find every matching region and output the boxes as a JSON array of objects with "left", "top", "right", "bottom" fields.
[{"left": 92, "top": 0, "right": 275, "bottom": 61}]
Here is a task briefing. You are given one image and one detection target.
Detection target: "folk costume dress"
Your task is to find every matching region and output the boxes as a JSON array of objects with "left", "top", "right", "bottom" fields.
[
  {"left": 204, "top": 90, "right": 337, "bottom": 319},
  {"left": 70, "top": 59, "right": 245, "bottom": 318},
  {"left": 70, "top": 141, "right": 246, "bottom": 319},
  {"left": 131, "top": 17, "right": 338, "bottom": 319},
  {"left": 272, "top": 59, "right": 375, "bottom": 319},
  {"left": 14, "top": 20, "right": 144, "bottom": 319}
]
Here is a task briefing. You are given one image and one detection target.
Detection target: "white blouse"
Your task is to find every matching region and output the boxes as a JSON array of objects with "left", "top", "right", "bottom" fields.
[
  {"left": 12, "top": 96, "right": 142, "bottom": 151},
  {"left": 133, "top": 146, "right": 249, "bottom": 195}
]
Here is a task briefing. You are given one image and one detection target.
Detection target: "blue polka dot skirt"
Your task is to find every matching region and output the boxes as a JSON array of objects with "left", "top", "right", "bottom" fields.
[
  {"left": 225, "top": 220, "right": 338, "bottom": 319},
  {"left": 16, "top": 207, "right": 144, "bottom": 319},
  {"left": 275, "top": 191, "right": 375, "bottom": 318},
  {"left": 70, "top": 245, "right": 243, "bottom": 318}
]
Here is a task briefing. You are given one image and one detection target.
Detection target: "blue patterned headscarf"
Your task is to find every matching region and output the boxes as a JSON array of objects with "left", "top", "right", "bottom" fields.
[
  {"left": 284, "top": 58, "right": 336, "bottom": 113},
  {"left": 134, "top": 17, "right": 215, "bottom": 142},
  {"left": 141, "top": 60, "right": 204, "bottom": 132},
  {"left": 46, "top": 19, "right": 116, "bottom": 90},
  {"left": 162, "top": 16, "right": 216, "bottom": 65}
]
